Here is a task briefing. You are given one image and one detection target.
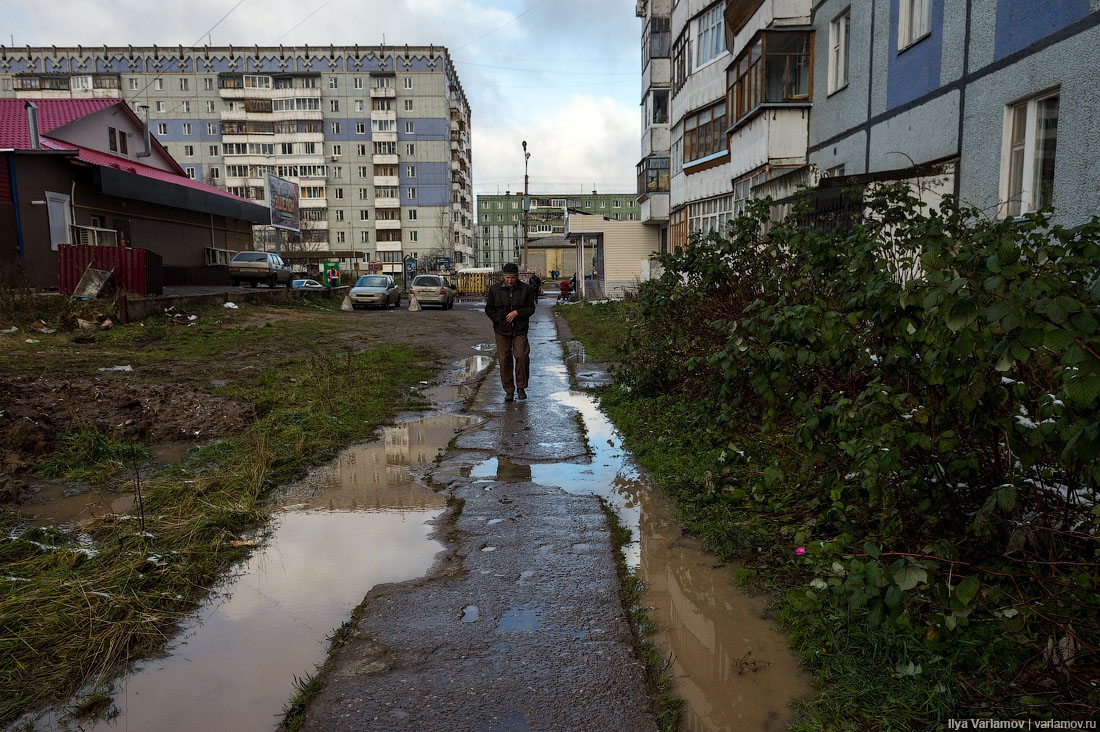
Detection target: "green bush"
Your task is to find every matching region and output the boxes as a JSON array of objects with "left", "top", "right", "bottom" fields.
[{"left": 612, "top": 186, "right": 1099, "bottom": 721}]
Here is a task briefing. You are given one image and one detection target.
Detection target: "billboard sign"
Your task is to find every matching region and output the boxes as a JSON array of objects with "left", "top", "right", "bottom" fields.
[{"left": 267, "top": 174, "right": 300, "bottom": 232}]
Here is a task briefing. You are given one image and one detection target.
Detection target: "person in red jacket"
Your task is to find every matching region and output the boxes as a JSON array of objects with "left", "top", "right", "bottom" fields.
[{"left": 485, "top": 263, "right": 536, "bottom": 402}]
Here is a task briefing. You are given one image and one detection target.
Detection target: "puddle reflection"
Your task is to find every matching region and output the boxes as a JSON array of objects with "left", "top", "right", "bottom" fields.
[
  {"left": 472, "top": 390, "right": 811, "bottom": 731},
  {"left": 29, "top": 413, "right": 470, "bottom": 732}
]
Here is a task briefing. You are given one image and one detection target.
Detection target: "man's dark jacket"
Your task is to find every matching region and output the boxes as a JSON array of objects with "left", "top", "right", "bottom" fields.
[{"left": 485, "top": 280, "right": 536, "bottom": 336}]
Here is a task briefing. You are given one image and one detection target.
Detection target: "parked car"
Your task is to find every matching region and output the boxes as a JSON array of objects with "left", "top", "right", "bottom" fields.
[
  {"left": 292, "top": 279, "right": 324, "bottom": 289},
  {"left": 228, "top": 251, "right": 293, "bottom": 288},
  {"left": 410, "top": 274, "right": 456, "bottom": 309},
  {"left": 349, "top": 274, "right": 401, "bottom": 309}
]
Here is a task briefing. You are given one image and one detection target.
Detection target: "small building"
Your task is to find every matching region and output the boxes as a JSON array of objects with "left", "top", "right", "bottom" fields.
[
  {"left": 1, "top": 98, "right": 270, "bottom": 289},
  {"left": 564, "top": 213, "right": 662, "bottom": 300}
]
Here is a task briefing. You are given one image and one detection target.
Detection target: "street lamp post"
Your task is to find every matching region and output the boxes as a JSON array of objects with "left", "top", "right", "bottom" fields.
[{"left": 522, "top": 140, "right": 531, "bottom": 271}]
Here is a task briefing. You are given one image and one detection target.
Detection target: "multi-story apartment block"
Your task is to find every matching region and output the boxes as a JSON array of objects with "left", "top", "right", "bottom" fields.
[
  {"left": 807, "top": 0, "right": 1100, "bottom": 227},
  {"left": 638, "top": 0, "right": 813, "bottom": 251},
  {"left": 0, "top": 44, "right": 474, "bottom": 277},
  {"left": 640, "top": 1, "right": 1098, "bottom": 250},
  {"left": 476, "top": 191, "right": 640, "bottom": 270}
]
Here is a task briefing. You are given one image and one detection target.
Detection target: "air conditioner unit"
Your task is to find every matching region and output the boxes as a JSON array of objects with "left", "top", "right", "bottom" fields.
[{"left": 329, "top": 155, "right": 339, "bottom": 162}]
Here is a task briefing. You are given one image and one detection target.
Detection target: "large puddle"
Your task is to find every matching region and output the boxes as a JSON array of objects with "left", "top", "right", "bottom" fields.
[
  {"left": 471, "top": 390, "right": 812, "bottom": 731},
  {"left": 19, "top": 411, "right": 480, "bottom": 732}
]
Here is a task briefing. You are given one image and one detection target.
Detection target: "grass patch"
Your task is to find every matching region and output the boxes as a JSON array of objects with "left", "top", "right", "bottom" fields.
[
  {"left": 0, "top": 303, "right": 434, "bottom": 727},
  {"left": 555, "top": 300, "right": 631, "bottom": 363}
]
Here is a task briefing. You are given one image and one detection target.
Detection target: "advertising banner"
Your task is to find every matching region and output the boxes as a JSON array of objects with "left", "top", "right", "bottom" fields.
[{"left": 267, "top": 174, "right": 301, "bottom": 232}]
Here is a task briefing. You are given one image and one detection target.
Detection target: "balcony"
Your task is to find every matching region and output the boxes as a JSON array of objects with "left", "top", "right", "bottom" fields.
[
  {"left": 372, "top": 154, "right": 399, "bottom": 165},
  {"left": 375, "top": 220, "right": 402, "bottom": 230},
  {"left": 370, "top": 110, "right": 397, "bottom": 123},
  {"left": 370, "top": 87, "right": 396, "bottom": 98},
  {"left": 373, "top": 175, "right": 399, "bottom": 187},
  {"left": 375, "top": 196, "right": 400, "bottom": 209}
]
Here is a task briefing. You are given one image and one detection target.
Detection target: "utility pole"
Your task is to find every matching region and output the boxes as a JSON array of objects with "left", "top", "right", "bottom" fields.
[{"left": 522, "top": 140, "right": 531, "bottom": 271}]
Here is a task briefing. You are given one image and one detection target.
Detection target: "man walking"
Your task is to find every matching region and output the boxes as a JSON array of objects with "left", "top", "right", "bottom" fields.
[{"left": 485, "top": 263, "right": 536, "bottom": 402}]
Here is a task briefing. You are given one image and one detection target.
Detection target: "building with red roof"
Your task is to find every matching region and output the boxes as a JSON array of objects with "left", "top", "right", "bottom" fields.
[{"left": 0, "top": 98, "right": 268, "bottom": 290}]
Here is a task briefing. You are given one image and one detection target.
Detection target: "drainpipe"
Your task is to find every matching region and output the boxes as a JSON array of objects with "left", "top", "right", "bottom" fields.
[
  {"left": 7, "top": 151, "right": 25, "bottom": 260},
  {"left": 138, "top": 105, "right": 152, "bottom": 158}
]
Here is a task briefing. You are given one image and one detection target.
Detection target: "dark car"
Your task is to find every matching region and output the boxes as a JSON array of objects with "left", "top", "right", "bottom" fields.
[
  {"left": 410, "top": 275, "right": 456, "bottom": 309},
  {"left": 228, "top": 251, "right": 293, "bottom": 288},
  {"left": 349, "top": 274, "right": 401, "bottom": 309}
]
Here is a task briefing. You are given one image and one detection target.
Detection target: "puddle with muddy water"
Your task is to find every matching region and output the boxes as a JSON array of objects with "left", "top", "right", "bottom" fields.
[
  {"left": 19, "top": 410, "right": 481, "bottom": 732},
  {"left": 472, "top": 390, "right": 812, "bottom": 731}
]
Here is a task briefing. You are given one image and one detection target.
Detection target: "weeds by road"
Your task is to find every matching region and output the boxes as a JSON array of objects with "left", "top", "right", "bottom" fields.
[{"left": 0, "top": 295, "right": 440, "bottom": 726}]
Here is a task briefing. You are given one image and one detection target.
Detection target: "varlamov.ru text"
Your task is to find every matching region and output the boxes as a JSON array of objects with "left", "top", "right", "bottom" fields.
[{"left": 948, "top": 721, "right": 1096, "bottom": 730}]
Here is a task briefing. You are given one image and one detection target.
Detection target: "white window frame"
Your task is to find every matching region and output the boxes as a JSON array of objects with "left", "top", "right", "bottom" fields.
[
  {"left": 1001, "top": 90, "right": 1060, "bottom": 218},
  {"left": 829, "top": 9, "right": 851, "bottom": 94},
  {"left": 695, "top": 5, "right": 726, "bottom": 67},
  {"left": 405, "top": 121, "right": 415, "bottom": 134},
  {"left": 898, "top": 0, "right": 932, "bottom": 50}
]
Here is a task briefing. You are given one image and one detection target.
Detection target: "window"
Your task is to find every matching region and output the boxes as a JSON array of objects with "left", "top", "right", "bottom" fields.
[
  {"left": 206, "top": 100, "right": 216, "bottom": 113},
  {"left": 108, "top": 128, "right": 118, "bottom": 152},
  {"left": 407, "top": 188, "right": 417, "bottom": 199},
  {"left": 829, "top": 10, "right": 851, "bottom": 94},
  {"left": 1004, "top": 91, "right": 1059, "bottom": 218},
  {"left": 405, "top": 121, "right": 415, "bottom": 134},
  {"left": 332, "top": 166, "right": 343, "bottom": 178},
  {"left": 355, "top": 100, "right": 365, "bottom": 112},
  {"left": 335, "top": 210, "right": 345, "bottom": 221},
  {"left": 407, "top": 166, "right": 416, "bottom": 178},
  {"left": 898, "top": 0, "right": 932, "bottom": 50},
  {"left": 205, "top": 77, "right": 214, "bottom": 90},
  {"left": 329, "top": 77, "right": 338, "bottom": 89},
  {"left": 372, "top": 119, "right": 396, "bottom": 133},
  {"left": 695, "top": 5, "right": 726, "bottom": 66},
  {"left": 728, "top": 31, "right": 813, "bottom": 125},
  {"left": 335, "top": 231, "right": 345, "bottom": 244},
  {"left": 186, "top": 167, "right": 196, "bottom": 179},
  {"left": 156, "top": 101, "right": 165, "bottom": 113},
  {"left": 119, "top": 132, "right": 128, "bottom": 155},
  {"left": 637, "top": 156, "right": 670, "bottom": 195},
  {"left": 360, "top": 210, "right": 371, "bottom": 220},
  {"left": 406, "top": 143, "right": 415, "bottom": 155},
  {"left": 375, "top": 141, "right": 397, "bottom": 154},
  {"left": 330, "top": 100, "right": 340, "bottom": 112},
  {"left": 404, "top": 99, "right": 413, "bottom": 111},
  {"left": 331, "top": 122, "right": 342, "bottom": 134},
  {"left": 409, "top": 231, "right": 418, "bottom": 242},
  {"left": 179, "top": 78, "right": 189, "bottom": 91},
  {"left": 183, "top": 145, "right": 195, "bottom": 157},
  {"left": 734, "top": 170, "right": 768, "bottom": 214},
  {"left": 207, "top": 122, "right": 218, "bottom": 135},
  {"left": 643, "top": 16, "right": 671, "bottom": 66},
  {"left": 157, "top": 123, "right": 168, "bottom": 136},
  {"left": 361, "top": 231, "right": 371, "bottom": 243},
  {"left": 683, "top": 102, "right": 727, "bottom": 164},
  {"left": 359, "top": 188, "right": 370, "bottom": 200},
  {"left": 408, "top": 209, "right": 418, "bottom": 220},
  {"left": 354, "top": 77, "right": 364, "bottom": 89},
  {"left": 182, "top": 123, "right": 192, "bottom": 135},
  {"left": 613, "top": 200, "right": 622, "bottom": 208},
  {"left": 356, "top": 122, "right": 366, "bottom": 134},
  {"left": 209, "top": 167, "right": 220, "bottom": 179},
  {"left": 331, "top": 144, "right": 342, "bottom": 157},
  {"left": 646, "top": 88, "right": 669, "bottom": 125},
  {"left": 182, "top": 101, "right": 191, "bottom": 114},
  {"left": 404, "top": 77, "right": 414, "bottom": 89},
  {"left": 373, "top": 99, "right": 393, "bottom": 111},
  {"left": 333, "top": 188, "right": 344, "bottom": 199},
  {"left": 154, "top": 78, "right": 164, "bottom": 90},
  {"left": 129, "top": 78, "right": 140, "bottom": 90}
]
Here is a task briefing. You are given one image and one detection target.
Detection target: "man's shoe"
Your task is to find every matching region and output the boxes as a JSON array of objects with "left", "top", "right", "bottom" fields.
[
  {"left": 504, "top": 392, "right": 514, "bottom": 402},
  {"left": 517, "top": 388, "right": 527, "bottom": 400}
]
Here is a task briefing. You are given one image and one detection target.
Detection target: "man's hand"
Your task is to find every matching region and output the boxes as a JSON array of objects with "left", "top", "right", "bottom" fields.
[{"left": 505, "top": 310, "right": 519, "bottom": 322}]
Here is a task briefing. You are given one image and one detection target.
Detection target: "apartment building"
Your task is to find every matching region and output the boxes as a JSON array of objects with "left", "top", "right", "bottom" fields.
[
  {"left": 0, "top": 44, "right": 474, "bottom": 277},
  {"left": 807, "top": 0, "right": 1100, "bottom": 227},
  {"left": 639, "top": 1, "right": 1099, "bottom": 250},
  {"left": 476, "top": 191, "right": 640, "bottom": 270}
]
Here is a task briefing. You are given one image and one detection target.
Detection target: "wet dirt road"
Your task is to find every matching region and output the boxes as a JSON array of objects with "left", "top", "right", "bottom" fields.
[{"left": 299, "top": 304, "right": 660, "bottom": 731}]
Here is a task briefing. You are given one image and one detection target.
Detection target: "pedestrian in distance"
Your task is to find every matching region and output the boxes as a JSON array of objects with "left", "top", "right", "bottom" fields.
[
  {"left": 485, "top": 262, "right": 536, "bottom": 402},
  {"left": 529, "top": 272, "right": 542, "bottom": 303}
]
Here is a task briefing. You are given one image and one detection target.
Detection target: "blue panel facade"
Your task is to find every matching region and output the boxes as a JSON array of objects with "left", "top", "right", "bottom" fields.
[
  {"left": 887, "top": 0, "right": 945, "bottom": 110},
  {"left": 404, "top": 185, "right": 451, "bottom": 207},
  {"left": 995, "top": 0, "right": 1091, "bottom": 60},
  {"left": 398, "top": 118, "right": 448, "bottom": 141}
]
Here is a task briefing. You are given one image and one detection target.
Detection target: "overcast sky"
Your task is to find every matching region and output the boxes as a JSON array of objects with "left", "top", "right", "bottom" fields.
[{"left": 6, "top": 0, "right": 642, "bottom": 197}]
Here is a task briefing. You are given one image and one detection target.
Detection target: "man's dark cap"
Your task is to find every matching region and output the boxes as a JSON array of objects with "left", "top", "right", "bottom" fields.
[{"left": 502, "top": 263, "right": 519, "bottom": 274}]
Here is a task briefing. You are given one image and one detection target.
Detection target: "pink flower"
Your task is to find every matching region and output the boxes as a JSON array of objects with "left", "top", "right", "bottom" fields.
[{"left": 795, "top": 547, "right": 806, "bottom": 556}]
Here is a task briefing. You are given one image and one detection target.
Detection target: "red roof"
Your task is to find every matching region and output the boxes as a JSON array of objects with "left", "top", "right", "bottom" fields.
[
  {"left": 0, "top": 98, "right": 257, "bottom": 206},
  {"left": 0, "top": 98, "right": 118, "bottom": 149}
]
